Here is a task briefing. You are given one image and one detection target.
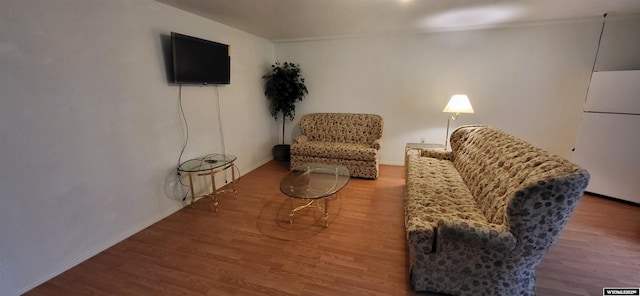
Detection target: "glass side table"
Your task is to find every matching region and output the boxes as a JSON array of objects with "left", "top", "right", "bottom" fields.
[{"left": 178, "top": 153, "right": 238, "bottom": 212}]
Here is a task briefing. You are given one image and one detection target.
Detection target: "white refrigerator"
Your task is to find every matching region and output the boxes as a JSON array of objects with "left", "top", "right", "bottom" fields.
[{"left": 572, "top": 70, "right": 640, "bottom": 204}]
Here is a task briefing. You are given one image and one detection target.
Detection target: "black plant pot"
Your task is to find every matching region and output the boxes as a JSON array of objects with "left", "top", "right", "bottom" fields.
[{"left": 272, "top": 144, "right": 290, "bottom": 161}]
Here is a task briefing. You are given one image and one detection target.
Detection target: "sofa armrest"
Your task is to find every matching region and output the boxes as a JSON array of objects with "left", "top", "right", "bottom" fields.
[
  {"left": 437, "top": 218, "right": 516, "bottom": 252},
  {"left": 372, "top": 139, "right": 382, "bottom": 150},
  {"left": 421, "top": 149, "right": 452, "bottom": 161},
  {"left": 292, "top": 135, "right": 308, "bottom": 145}
]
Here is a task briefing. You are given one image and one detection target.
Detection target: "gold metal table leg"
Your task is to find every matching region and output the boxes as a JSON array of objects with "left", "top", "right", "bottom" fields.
[
  {"left": 188, "top": 173, "right": 196, "bottom": 208},
  {"left": 289, "top": 199, "right": 315, "bottom": 224},
  {"left": 231, "top": 164, "right": 237, "bottom": 198},
  {"left": 324, "top": 195, "right": 329, "bottom": 228},
  {"left": 210, "top": 169, "right": 219, "bottom": 212},
  {"left": 288, "top": 194, "right": 332, "bottom": 227}
]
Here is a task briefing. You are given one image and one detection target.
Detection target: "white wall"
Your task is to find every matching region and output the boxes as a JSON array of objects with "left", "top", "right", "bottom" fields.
[
  {"left": 275, "top": 21, "right": 607, "bottom": 164},
  {"left": 0, "top": 0, "right": 275, "bottom": 294},
  {"left": 596, "top": 16, "right": 640, "bottom": 71}
]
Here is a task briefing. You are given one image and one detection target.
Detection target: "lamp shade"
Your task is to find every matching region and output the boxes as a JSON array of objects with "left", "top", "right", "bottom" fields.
[{"left": 443, "top": 94, "right": 474, "bottom": 114}]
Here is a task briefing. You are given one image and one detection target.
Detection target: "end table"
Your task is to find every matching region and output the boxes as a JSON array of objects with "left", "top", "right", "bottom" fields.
[{"left": 177, "top": 153, "right": 238, "bottom": 212}]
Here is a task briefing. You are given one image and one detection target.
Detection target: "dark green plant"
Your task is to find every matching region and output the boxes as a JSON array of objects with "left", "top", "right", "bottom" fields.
[{"left": 262, "top": 61, "right": 308, "bottom": 145}]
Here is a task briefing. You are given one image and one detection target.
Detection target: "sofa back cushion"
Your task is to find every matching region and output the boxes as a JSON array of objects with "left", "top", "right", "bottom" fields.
[
  {"left": 449, "top": 126, "right": 589, "bottom": 228},
  {"left": 300, "top": 113, "right": 383, "bottom": 145}
]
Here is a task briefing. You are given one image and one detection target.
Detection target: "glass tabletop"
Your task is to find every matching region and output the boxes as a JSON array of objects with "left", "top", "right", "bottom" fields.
[
  {"left": 406, "top": 143, "right": 445, "bottom": 149},
  {"left": 280, "top": 163, "right": 350, "bottom": 199},
  {"left": 178, "top": 154, "right": 237, "bottom": 173}
]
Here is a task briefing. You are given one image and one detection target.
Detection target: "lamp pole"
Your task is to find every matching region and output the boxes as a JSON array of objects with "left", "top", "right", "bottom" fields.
[{"left": 445, "top": 113, "right": 460, "bottom": 150}]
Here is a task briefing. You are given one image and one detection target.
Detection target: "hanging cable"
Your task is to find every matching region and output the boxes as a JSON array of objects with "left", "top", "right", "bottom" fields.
[
  {"left": 177, "top": 84, "right": 191, "bottom": 200},
  {"left": 215, "top": 86, "right": 226, "bottom": 156},
  {"left": 215, "top": 86, "right": 230, "bottom": 182},
  {"left": 585, "top": 13, "right": 607, "bottom": 103},
  {"left": 177, "top": 84, "right": 189, "bottom": 167}
]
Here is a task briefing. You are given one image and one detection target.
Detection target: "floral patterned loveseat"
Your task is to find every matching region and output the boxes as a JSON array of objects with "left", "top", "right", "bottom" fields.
[
  {"left": 405, "top": 125, "right": 589, "bottom": 296},
  {"left": 290, "top": 113, "right": 383, "bottom": 179}
]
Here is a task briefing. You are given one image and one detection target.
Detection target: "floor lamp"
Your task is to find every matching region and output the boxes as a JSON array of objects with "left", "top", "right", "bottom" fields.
[{"left": 443, "top": 94, "right": 474, "bottom": 150}]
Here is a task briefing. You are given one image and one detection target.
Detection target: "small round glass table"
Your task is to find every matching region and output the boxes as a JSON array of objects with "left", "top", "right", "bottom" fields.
[
  {"left": 280, "top": 163, "right": 350, "bottom": 227},
  {"left": 177, "top": 153, "right": 237, "bottom": 211}
]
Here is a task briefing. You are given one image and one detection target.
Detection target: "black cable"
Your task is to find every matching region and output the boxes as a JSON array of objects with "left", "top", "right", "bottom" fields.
[
  {"left": 215, "top": 86, "right": 229, "bottom": 182},
  {"left": 585, "top": 13, "right": 607, "bottom": 103},
  {"left": 215, "top": 86, "right": 226, "bottom": 156},
  {"left": 176, "top": 86, "right": 235, "bottom": 202},
  {"left": 177, "top": 84, "right": 191, "bottom": 200},
  {"left": 591, "top": 13, "right": 607, "bottom": 74},
  {"left": 177, "top": 84, "right": 189, "bottom": 168}
]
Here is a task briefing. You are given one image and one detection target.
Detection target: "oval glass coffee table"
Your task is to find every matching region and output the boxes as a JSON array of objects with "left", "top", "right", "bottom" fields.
[{"left": 280, "top": 163, "right": 350, "bottom": 227}]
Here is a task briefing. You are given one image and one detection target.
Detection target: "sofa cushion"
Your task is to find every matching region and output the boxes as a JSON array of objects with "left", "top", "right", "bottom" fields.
[
  {"left": 290, "top": 155, "right": 379, "bottom": 179},
  {"left": 290, "top": 141, "right": 378, "bottom": 161},
  {"left": 300, "top": 113, "right": 383, "bottom": 145},
  {"left": 405, "top": 156, "right": 488, "bottom": 253}
]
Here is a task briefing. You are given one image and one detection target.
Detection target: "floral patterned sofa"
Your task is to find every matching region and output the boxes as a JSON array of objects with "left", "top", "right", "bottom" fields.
[
  {"left": 290, "top": 113, "right": 383, "bottom": 179},
  {"left": 405, "top": 125, "right": 589, "bottom": 296}
]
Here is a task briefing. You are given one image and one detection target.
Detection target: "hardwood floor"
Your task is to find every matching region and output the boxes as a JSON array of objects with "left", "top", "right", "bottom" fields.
[
  {"left": 26, "top": 161, "right": 639, "bottom": 296},
  {"left": 536, "top": 193, "right": 640, "bottom": 295}
]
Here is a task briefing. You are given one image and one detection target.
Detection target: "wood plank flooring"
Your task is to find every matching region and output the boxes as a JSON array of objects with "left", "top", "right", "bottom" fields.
[{"left": 26, "top": 161, "right": 640, "bottom": 296}]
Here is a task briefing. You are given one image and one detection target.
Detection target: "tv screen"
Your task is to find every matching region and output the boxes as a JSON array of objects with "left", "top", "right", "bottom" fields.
[{"left": 171, "top": 32, "right": 230, "bottom": 85}]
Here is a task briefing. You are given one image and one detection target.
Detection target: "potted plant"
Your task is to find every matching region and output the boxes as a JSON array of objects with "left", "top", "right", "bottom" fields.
[{"left": 262, "top": 61, "right": 308, "bottom": 161}]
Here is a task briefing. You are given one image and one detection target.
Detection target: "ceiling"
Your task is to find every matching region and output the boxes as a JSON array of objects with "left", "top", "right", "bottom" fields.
[{"left": 155, "top": 0, "right": 640, "bottom": 41}]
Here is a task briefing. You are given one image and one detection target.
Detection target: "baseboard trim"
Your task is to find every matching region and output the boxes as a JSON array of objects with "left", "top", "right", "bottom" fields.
[
  {"left": 18, "top": 203, "right": 183, "bottom": 294},
  {"left": 18, "top": 158, "right": 274, "bottom": 294}
]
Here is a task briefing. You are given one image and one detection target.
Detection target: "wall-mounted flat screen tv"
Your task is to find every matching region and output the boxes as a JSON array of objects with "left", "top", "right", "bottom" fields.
[{"left": 171, "top": 32, "right": 230, "bottom": 85}]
